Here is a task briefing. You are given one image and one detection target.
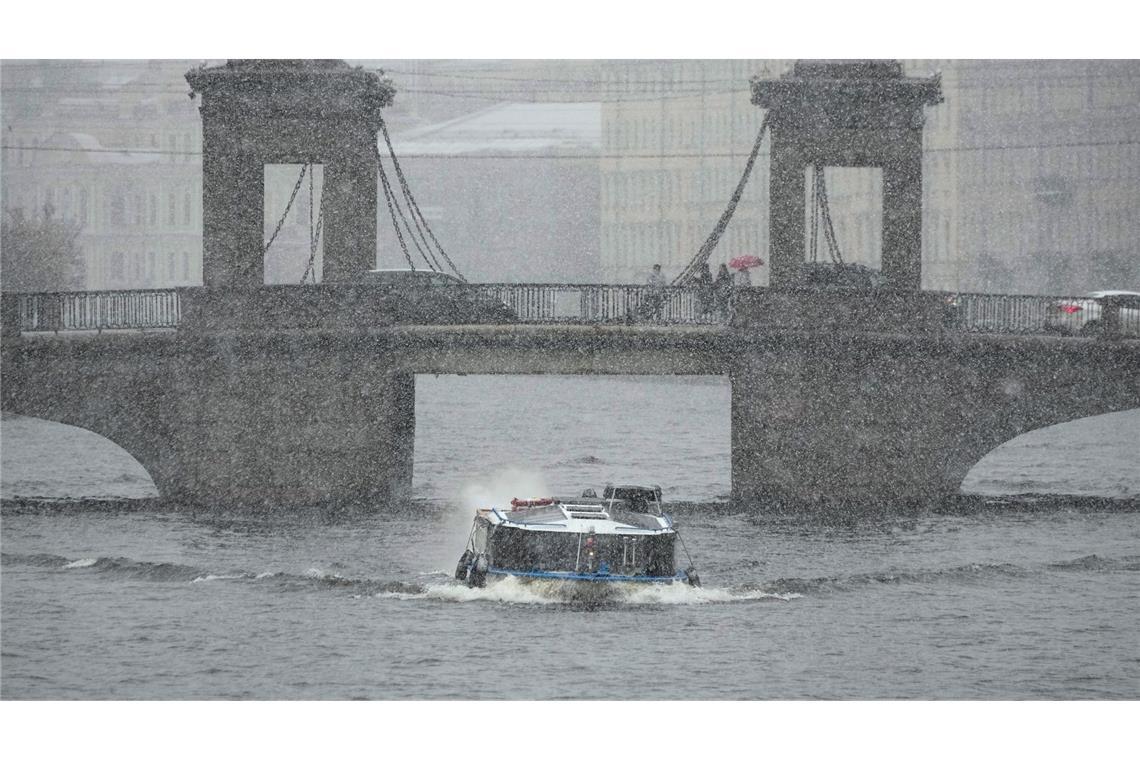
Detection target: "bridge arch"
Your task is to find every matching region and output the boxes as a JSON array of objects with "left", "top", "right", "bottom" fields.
[
  {"left": 0, "top": 413, "right": 159, "bottom": 499},
  {"left": 960, "top": 408, "right": 1140, "bottom": 498}
]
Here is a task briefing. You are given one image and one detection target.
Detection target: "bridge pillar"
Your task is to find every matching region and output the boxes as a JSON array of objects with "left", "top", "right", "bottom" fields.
[
  {"left": 161, "top": 337, "right": 415, "bottom": 508},
  {"left": 753, "top": 60, "right": 942, "bottom": 289},
  {"left": 730, "top": 337, "right": 967, "bottom": 510},
  {"left": 186, "top": 60, "right": 394, "bottom": 287}
]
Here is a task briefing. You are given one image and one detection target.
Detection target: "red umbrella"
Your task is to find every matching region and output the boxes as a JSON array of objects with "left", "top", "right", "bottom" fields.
[{"left": 729, "top": 255, "right": 764, "bottom": 270}]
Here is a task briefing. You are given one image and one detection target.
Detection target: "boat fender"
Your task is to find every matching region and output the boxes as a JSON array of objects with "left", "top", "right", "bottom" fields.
[
  {"left": 468, "top": 554, "right": 489, "bottom": 588},
  {"left": 455, "top": 549, "right": 474, "bottom": 582},
  {"left": 685, "top": 567, "right": 701, "bottom": 588},
  {"left": 511, "top": 497, "right": 554, "bottom": 509}
]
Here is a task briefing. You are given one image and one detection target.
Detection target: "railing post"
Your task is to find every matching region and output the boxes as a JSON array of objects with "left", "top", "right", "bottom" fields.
[
  {"left": 1101, "top": 295, "right": 1122, "bottom": 339},
  {"left": 1, "top": 294, "right": 22, "bottom": 343}
]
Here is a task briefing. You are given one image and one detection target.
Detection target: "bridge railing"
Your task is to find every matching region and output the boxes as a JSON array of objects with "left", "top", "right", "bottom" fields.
[
  {"left": 477, "top": 284, "right": 725, "bottom": 324},
  {"left": 947, "top": 291, "right": 1140, "bottom": 335},
  {"left": 6, "top": 286, "right": 1137, "bottom": 336},
  {"left": 13, "top": 289, "right": 182, "bottom": 333}
]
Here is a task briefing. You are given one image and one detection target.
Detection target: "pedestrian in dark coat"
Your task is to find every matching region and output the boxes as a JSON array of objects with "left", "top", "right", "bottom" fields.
[
  {"left": 695, "top": 262, "right": 714, "bottom": 317},
  {"left": 714, "top": 263, "right": 733, "bottom": 318}
]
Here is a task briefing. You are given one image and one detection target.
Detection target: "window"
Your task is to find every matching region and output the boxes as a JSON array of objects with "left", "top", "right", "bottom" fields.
[
  {"left": 111, "top": 192, "right": 125, "bottom": 225},
  {"left": 168, "top": 194, "right": 177, "bottom": 227},
  {"left": 183, "top": 193, "right": 192, "bottom": 226},
  {"left": 109, "top": 250, "right": 124, "bottom": 281}
]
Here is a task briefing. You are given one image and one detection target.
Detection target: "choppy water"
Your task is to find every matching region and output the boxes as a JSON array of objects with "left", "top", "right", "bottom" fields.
[{"left": 2, "top": 376, "right": 1139, "bottom": 699}]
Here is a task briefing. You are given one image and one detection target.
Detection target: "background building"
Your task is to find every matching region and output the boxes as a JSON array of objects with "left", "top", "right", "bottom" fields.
[
  {"left": 390, "top": 102, "right": 600, "bottom": 282},
  {"left": 598, "top": 59, "right": 1140, "bottom": 292},
  {"left": 2, "top": 59, "right": 1137, "bottom": 294},
  {"left": 2, "top": 59, "right": 203, "bottom": 290}
]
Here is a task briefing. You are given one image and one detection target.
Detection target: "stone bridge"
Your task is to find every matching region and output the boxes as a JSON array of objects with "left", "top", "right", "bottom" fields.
[{"left": 3, "top": 287, "right": 1137, "bottom": 510}]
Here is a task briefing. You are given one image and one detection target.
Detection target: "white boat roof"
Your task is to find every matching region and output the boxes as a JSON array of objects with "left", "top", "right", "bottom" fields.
[{"left": 480, "top": 500, "right": 673, "bottom": 536}]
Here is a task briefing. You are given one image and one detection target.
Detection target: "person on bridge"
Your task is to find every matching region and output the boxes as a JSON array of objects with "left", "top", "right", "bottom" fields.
[
  {"left": 715, "top": 263, "right": 733, "bottom": 318},
  {"left": 646, "top": 263, "right": 667, "bottom": 321},
  {"left": 696, "top": 263, "right": 714, "bottom": 318}
]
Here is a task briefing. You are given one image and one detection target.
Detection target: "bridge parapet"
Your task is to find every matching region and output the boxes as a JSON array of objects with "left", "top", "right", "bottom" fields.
[
  {"left": 5, "top": 286, "right": 1138, "bottom": 337},
  {"left": 732, "top": 288, "right": 950, "bottom": 334},
  {"left": 178, "top": 286, "right": 403, "bottom": 332}
]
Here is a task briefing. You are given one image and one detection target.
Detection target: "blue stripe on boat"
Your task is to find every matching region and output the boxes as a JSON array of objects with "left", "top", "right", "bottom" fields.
[{"left": 487, "top": 567, "right": 686, "bottom": 583}]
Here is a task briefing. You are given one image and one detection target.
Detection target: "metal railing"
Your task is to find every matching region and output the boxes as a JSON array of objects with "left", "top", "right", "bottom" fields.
[
  {"left": 14, "top": 289, "right": 182, "bottom": 332},
  {"left": 947, "top": 291, "right": 1140, "bottom": 336},
  {"left": 479, "top": 284, "right": 727, "bottom": 325},
  {"left": 6, "top": 285, "right": 1137, "bottom": 337}
]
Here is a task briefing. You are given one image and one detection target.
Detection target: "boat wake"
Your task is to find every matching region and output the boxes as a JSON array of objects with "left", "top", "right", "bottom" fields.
[
  {"left": 379, "top": 574, "right": 799, "bottom": 606},
  {"left": 8, "top": 551, "right": 1135, "bottom": 607}
]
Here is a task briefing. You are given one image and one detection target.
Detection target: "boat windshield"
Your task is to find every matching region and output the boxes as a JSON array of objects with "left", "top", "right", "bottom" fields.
[
  {"left": 602, "top": 486, "right": 662, "bottom": 515},
  {"left": 490, "top": 527, "right": 675, "bottom": 576}
]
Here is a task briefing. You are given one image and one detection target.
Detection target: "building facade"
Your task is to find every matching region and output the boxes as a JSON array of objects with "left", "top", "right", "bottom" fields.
[
  {"left": 2, "top": 60, "right": 204, "bottom": 290},
  {"left": 390, "top": 101, "right": 601, "bottom": 282},
  {"left": 4, "top": 59, "right": 1137, "bottom": 294},
  {"left": 598, "top": 59, "right": 1140, "bottom": 294}
]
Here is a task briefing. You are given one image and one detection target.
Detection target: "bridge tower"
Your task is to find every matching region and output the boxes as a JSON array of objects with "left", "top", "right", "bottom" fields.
[
  {"left": 186, "top": 60, "right": 394, "bottom": 287},
  {"left": 752, "top": 60, "right": 942, "bottom": 289}
]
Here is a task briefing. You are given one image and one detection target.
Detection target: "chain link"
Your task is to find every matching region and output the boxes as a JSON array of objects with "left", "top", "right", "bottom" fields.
[
  {"left": 376, "top": 147, "right": 418, "bottom": 271},
  {"left": 264, "top": 164, "right": 308, "bottom": 254},
  {"left": 377, "top": 112, "right": 467, "bottom": 282},
  {"left": 672, "top": 113, "right": 770, "bottom": 286},
  {"left": 300, "top": 164, "right": 325, "bottom": 284}
]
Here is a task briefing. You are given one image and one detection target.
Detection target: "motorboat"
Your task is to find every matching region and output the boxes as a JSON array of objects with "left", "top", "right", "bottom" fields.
[{"left": 455, "top": 484, "right": 700, "bottom": 589}]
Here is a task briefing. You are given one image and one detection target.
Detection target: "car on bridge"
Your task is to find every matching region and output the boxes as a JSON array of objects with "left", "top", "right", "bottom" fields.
[
  {"left": 361, "top": 269, "right": 518, "bottom": 324},
  {"left": 800, "top": 262, "right": 886, "bottom": 289},
  {"left": 1043, "top": 290, "right": 1140, "bottom": 336}
]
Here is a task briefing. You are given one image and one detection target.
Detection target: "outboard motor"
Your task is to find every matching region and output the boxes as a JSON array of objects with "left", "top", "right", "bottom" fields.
[
  {"left": 468, "top": 554, "right": 489, "bottom": 588},
  {"left": 684, "top": 567, "right": 701, "bottom": 588},
  {"left": 454, "top": 549, "right": 474, "bottom": 582}
]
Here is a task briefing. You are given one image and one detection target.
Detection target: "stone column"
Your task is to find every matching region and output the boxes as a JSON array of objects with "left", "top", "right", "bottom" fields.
[
  {"left": 322, "top": 147, "right": 378, "bottom": 282},
  {"left": 881, "top": 127, "right": 924, "bottom": 290},
  {"left": 768, "top": 132, "right": 806, "bottom": 288},
  {"left": 201, "top": 135, "right": 264, "bottom": 288},
  {"left": 164, "top": 335, "right": 416, "bottom": 509}
]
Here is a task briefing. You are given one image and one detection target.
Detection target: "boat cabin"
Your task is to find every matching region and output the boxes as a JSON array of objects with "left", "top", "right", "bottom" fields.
[{"left": 602, "top": 485, "right": 663, "bottom": 515}]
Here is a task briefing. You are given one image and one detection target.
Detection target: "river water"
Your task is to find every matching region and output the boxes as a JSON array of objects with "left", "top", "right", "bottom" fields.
[{"left": 2, "top": 375, "right": 1138, "bottom": 699}]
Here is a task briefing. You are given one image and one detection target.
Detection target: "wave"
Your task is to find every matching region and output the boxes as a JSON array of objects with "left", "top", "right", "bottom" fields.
[
  {"left": 1047, "top": 554, "right": 1139, "bottom": 572},
  {"left": 552, "top": 455, "right": 607, "bottom": 466},
  {"left": 6, "top": 549, "right": 1133, "bottom": 608},
  {"left": 377, "top": 574, "right": 798, "bottom": 607},
  {"left": 752, "top": 562, "right": 1033, "bottom": 596}
]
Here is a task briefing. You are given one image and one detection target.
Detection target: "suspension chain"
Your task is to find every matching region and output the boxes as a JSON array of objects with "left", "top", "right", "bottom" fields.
[
  {"left": 377, "top": 112, "right": 467, "bottom": 283},
  {"left": 672, "top": 112, "right": 770, "bottom": 286},
  {"left": 264, "top": 164, "right": 308, "bottom": 254},
  {"left": 809, "top": 165, "right": 821, "bottom": 263},
  {"left": 375, "top": 147, "right": 418, "bottom": 271},
  {"left": 815, "top": 166, "right": 844, "bottom": 264},
  {"left": 300, "top": 164, "right": 325, "bottom": 284}
]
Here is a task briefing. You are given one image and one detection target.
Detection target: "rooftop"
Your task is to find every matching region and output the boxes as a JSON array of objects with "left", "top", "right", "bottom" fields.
[{"left": 393, "top": 102, "right": 601, "bottom": 156}]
